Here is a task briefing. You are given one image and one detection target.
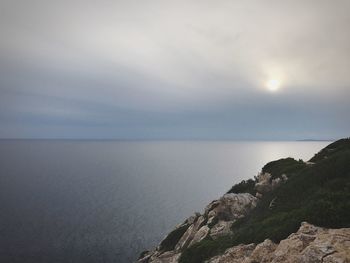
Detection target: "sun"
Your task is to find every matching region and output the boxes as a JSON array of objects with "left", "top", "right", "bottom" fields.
[{"left": 266, "top": 79, "right": 281, "bottom": 92}]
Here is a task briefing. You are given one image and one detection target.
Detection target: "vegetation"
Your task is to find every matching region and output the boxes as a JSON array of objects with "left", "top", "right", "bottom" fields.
[
  {"left": 158, "top": 223, "right": 190, "bottom": 252},
  {"left": 310, "top": 137, "right": 350, "bottom": 162},
  {"left": 261, "top": 157, "right": 306, "bottom": 179},
  {"left": 180, "top": 138, "right": 350, "bottom": 263},
  {"left": 227, "top": 179, "right": 256, "bottom": 195}
]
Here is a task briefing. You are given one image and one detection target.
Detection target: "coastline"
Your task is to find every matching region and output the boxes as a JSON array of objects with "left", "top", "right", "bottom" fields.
[{"left": 138, "top": 138, "right": 350, "bottom": 263}]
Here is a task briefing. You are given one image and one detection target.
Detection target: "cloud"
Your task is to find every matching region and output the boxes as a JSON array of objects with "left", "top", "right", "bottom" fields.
[{"left": 0, "top": 0, "right": 349, "bottom": 138}]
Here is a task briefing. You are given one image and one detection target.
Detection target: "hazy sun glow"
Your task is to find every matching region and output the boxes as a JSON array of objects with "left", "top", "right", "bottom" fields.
[{"left": 266, "top": 79, "right": 281, "bottom": 92}]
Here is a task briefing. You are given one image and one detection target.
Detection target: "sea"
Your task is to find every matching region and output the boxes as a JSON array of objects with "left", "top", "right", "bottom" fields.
[{"left": 0, "top": 140, "right": 330, "bottom": 262}]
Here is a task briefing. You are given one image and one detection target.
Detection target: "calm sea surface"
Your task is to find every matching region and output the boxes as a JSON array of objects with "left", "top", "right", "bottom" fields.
[{"left": 0, "top": 140, "right": 330, "bottom": 262}]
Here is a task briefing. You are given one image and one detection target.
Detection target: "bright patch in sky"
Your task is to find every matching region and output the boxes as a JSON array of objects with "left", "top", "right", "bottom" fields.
[{"left": 266, "top": 79, "right": 281, "bottom": 92}]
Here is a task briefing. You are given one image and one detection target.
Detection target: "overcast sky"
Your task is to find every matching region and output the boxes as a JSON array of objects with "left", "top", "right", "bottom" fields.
[{"left": 0, "top": 0, "right": 349, "bottom": 139}]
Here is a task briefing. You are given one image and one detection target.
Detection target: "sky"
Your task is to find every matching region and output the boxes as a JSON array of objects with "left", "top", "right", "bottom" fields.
[{"left": 0, "top": 0, "right": 349, "bottom": 140}]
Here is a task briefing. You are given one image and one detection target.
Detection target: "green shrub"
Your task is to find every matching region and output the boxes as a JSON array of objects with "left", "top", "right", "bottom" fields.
[
  {"left": 227, "top": 179, "right": 256, "bottom": 195},
  {"left": 310, "top": 138, "right": 350, "bottom": 162},
  {"left": 262, "top": 157, "right": 306, "bottom": 179},
  {"left": 159, "top": 224, "right": 190, "bottom": 252}
]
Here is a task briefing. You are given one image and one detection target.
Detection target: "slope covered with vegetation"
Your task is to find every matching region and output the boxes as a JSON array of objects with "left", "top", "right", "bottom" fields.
[{"left": 180, "top": 138, "right": 350, "bottom": 263}]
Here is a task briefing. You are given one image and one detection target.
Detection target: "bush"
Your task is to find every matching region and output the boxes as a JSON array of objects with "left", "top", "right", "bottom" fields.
[
  {"left": 159, "top": 224, "right": 190, "bottom": 252},
  {"left": 262, "top": 157, "right": 306, "bottom": 179},
  {"left": 310, "top": 138, "right": 350, "bottom": 162},
  {"left": 227, "top": 179, "right": 256, "bottom": 195}
]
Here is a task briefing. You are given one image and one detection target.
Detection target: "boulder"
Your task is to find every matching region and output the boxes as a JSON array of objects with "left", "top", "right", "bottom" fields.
[
  {"left": 204, "top": 193, "right": 258, "bottom": 221},
  {"left": 189, "top": 226, "right": 210, "bottom": 247},
  {"left": 207, "top": 244, "right": 256, "bottom": 263},
  {"left": 255, "top": 172, "right": 273, "bottom": 194},
  {"left": 209, "top": 221, "right": 233, "bottom": 240},
  {"left": 149, "top": 251, "right": 181, "bottom": 263},
  {"left": 271, "top": 222, "right": 350, "bottom": 263},
  {"left": 248, "top": 239, "right": 277, "bottom": 263},
  {"left": 175, "top": 215, "right": 206, "bottom": 251},
  {"left": 206, "top": 222, "right": 350, "bottom": 263},
  {"left": 255, "top": 172, "right": 286, "bottom": 195}
]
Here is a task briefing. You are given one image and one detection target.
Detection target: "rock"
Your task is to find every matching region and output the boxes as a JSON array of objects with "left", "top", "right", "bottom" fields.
[
  {"left": 207, "top": 215, "right": 218, "bottom": 227},
  {"left": 255, "top": 172, "right": 286, "bottom": 195},
  {"left": 189, "top": 226, "right": 210, "bottom": 247},
  {"left": 206, "top": 244, "right": 256, "bottom": 263},
  {"left": 272, "top": 222, "right": 322, "bottom": 262},
  {"left": 148, "top": 251, "right": 181, "bottom": 263},
  {"left": 209, "top": 221, "right": 233, "bottom": 240},
  {"left": 138, "top": 250, "right": 181, "bottom": 263},
  {"left": 206, "top": 240, "right": 276, "bottom": 263},
  {"left": 184, "top": 212, "right": 201, "bottom": 225},
  {"left": 204, "top": 193, "right": 258, "bottom": 221},
  {"left": 248, "top": 239, "right": 277, "bottom": 263},
  {"left": 271, "top": 177, "right": 281, "bottom": 188},
  {"left": 175, "top": 215, "right": 206, "bottom": 251},
  {"left": 270, "top": 222, "right": 350, "bottom": 262},
  {"left": 255, "top": 172, "right": 273, "bottom": 194},
  {"left": 138, "top": 250, "right": 153, "bottom": 263},
  {"left": 206, "top": 222, "right": 350, "bottom": 263},
  {"left": 281, "top": 174, "right": 288, "bottom": 181},
  {"left": 138, "top": 193, "right": 257, "bottom": 263}
]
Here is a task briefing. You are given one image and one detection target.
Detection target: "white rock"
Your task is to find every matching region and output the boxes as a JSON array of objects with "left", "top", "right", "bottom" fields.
[
  {"left": 175, "top": 215, "right": 206, "bottom": 251},
  {"left": 189, "top": 225, "right": 210, "bottom": 247},
  {"left": 204, "top": 193, "right": 258, "bottom": 221},
  {"left": 209, "top": 221, "right": 234, "bottom": 240}
]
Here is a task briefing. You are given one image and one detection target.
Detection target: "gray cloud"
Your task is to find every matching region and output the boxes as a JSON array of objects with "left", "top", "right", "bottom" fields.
[{"left": 0, "top": 0, "right": 349, "bottom": 139}]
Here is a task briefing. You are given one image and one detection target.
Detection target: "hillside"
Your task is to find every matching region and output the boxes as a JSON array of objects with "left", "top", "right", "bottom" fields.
[{"left": 138, "top": 138, "right": 350, "bottom": 263}]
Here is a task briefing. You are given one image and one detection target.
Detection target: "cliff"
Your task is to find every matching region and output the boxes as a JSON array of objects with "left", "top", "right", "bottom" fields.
[{"left": 137, "top": 138, "right": 350, "bottom": 263}]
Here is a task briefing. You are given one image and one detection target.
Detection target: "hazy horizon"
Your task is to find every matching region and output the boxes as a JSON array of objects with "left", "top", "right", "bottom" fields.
[{"left": 0, "top": 137, "right": 336, "bottom": 141}]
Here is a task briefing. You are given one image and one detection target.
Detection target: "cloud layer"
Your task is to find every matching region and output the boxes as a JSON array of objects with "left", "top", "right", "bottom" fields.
[{"left": 0, "top": 0, "right": 349, "bottom": 139}]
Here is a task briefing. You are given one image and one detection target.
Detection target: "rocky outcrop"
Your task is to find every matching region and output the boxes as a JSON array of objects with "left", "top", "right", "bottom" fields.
[
  {"left": 206, "top": 222, "right": 350, "bottom": 263},
  {"left": 137, "top": 139, "right": 350, "bottom": 263},
  {"left": 209, "top": 221, "right": 233, "bottom": 240},
  {"left": 207, "top": 244, "right": 256, "bottom": 263},
  {"left": 248, "top": 239, "right": 277, "bottom": 263},
  {"left": 137, "top": 172, "right": 350, "bottom": 263},
  {"left": 175, "top": 215, "right": 206, "bottom": 251},
  {"left": 255, "top": 172, "right": 273, "bottom": 194},
  {"left": 137, "top": 193, "right": 257, "bottom": 263},
  {"left": 138, "top": 179, "right": 349, "bottom": 263},
  {"left": 137, "top": 170, "right": 292, "bottom": 263},
  {"left": 204, "top": 193, "right": 257, "bottom": 222},
  {"left": 272, "top": 222, "right": 350, "bottom": 263},
  {"left": 138, "top": 250, "right": 181, "bottom": 263},
  {"left": 254, "top": 172, "right": 288, "bottom": 198}
]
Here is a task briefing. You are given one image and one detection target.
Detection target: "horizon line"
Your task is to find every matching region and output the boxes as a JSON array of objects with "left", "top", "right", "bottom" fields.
[{"left": 0, "top": 138, "right": 335, "bottom": 142}]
